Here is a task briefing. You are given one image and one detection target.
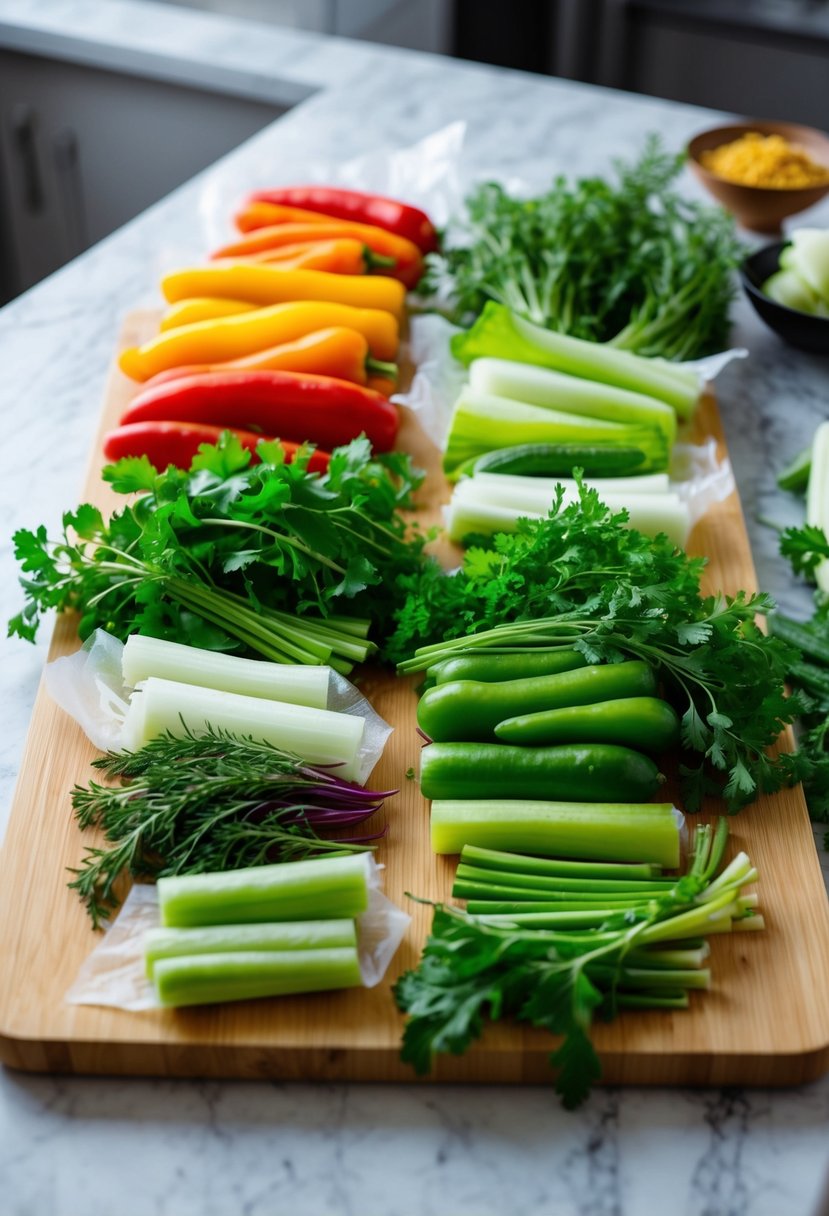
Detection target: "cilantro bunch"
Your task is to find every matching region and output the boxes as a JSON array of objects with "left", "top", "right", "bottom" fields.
[
  {"left": 10, "top": 435, "right": 427, "bottom": 669},
  {"left": 391, "top": 483, "right": 805, "bottom": 811}
]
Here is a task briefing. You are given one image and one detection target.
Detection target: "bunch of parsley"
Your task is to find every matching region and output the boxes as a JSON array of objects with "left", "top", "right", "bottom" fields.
[
  {"left": 390, "top": 483, "right": 805, "bottom": 811},
  {"left": 772, "top": 522, "right": 829, "bottom": 837},
  {"left": 9, "top": 434, "right": 427, "bottom": 665},
  {"left": 424, "top": 136, "right": 743, "bottom": 360}
]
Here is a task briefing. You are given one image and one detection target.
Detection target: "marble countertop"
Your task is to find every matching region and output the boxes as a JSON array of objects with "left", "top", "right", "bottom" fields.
[{"left": 1, "top": 3, "right": 828, "bottom": 1213}]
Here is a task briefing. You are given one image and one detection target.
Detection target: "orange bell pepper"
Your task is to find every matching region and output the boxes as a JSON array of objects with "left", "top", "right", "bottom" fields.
[
  {"left": 142, "top": 328, "right": 397, "bottom": 389},
  {"left": 120, "top": 300, "right": 399, "bottom": 382},
  {"left": 235, "top": 200, "right": 336, "bottom": 232},
  {"left": 212, "top": 221, "right": 423, "bottom": 288},
  {"left": 161, "top": 264, "right": 406, "bottom": 321},
  {"left": 159, "top": 297, "right": 259, "bottom": 332},
  {"left": 214, "top": 238, "right": 392, "bottom": 276}
]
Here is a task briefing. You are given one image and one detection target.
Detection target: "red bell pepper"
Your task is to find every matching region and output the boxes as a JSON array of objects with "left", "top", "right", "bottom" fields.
[
  {"left": 103, "top": 420, "right": 331, "bottom": 472},
  {"left": 243, "top": 187, "right": 439, "bottom": 255},
  {"left": 118, "top": 369, "right": 400, "bottom": 453}
]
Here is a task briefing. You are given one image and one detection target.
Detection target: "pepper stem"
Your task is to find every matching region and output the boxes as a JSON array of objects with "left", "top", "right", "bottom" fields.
[
  {"left": 365, "top": 356, "right": 398, "bottom": 379},
  {"left": 363, "top": 246, "right": 397, "bottom": 272}
]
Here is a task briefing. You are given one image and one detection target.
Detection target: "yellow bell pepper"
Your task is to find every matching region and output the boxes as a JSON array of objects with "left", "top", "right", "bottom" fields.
[
  {"left": 161, "top": 264, "right": 406, "bottom": 322},
  {"left": 160, "top": 298, "right": 258, "bottom": 331},
  {"left": 119, "top": 299, "right": 400, "bottom": 382}
]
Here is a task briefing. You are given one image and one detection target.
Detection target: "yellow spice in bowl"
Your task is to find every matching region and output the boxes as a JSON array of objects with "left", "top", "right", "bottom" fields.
[{"left": 700, "top": 132, "right": 829, "bottom": 189}]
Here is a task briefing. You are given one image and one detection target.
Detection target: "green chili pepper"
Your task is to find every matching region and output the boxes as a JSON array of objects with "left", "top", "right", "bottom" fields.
[
  {"left": 416, "top": 660, "right": 657, "bottom": 742},
  {"left": 429, "top": 649, "right": 587, "bottom": 686},
  {"left": 419, "top": 741, "right": 663, "bottom": 802},
  {"left": 494, "top": 695, "right": 679, "bottom": 751}
]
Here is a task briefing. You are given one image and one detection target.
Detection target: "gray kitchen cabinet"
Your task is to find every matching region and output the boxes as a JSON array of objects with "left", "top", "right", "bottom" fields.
[{"left": 0, "top": 50, "right": 284, "bottom": 300}]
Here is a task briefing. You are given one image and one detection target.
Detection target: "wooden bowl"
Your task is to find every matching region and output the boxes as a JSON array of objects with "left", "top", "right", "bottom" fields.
[{"left": 687, "top": 121, "right": 829, "bottom": 234}]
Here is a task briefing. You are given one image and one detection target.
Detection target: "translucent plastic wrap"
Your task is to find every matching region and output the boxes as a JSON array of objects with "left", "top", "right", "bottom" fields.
[
  {"left": 65, "top": 858, "right": 409, "bottom": 1011},
  {"left": 44, "top": 630, "right": 392, "bottom": 784}
]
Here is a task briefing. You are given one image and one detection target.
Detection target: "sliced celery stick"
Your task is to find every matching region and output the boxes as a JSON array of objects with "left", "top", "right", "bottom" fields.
[
  {"left": 472, "top": 471, "right": 671, "bottom": 496},
  {"left": 465, "top": 899, "right": 646, "bottom": 914},
  {"left": 154, "top": 946, "right": 362, "bottom": 1007},
  {"left": 460, "top": 845, "right": 662, "bottom": 880},
  {"left": 120, "top": 677, "right": 364, "bottom": 778},
  {"left": 762, "top": 269, "right": 824, "bottom": 316},
  {"left": 446, "top": 483, "right": 690, "bottom": 547},
  {"left": 158, "top": 853, "right": 372, "bottom": 927},
  {"left": 144, "top": 919, "right": 357, "bottom": 978},
  {"left": 469, "top": 358, "right": 678, "bottom": 445},
  {"left": 807, "top": 420, "right": 829, "bottom": 594},
  {"left": 510, "top": 312, "right": 700, "bottom": 418},
  {"left": 789, "top": 229, "right": 829, "bottom": 302},
  {"left": 454, "top": 863, "right": 672, "bottom": 893},
  {"left": 430, "top": 800, "right": 680, "bottom": 867},
  {"left": 122, "top": 635, "right": 330, "bottom": 707},
  {"left": 443, "top": 387, "right": 668, "bottom": 476}
]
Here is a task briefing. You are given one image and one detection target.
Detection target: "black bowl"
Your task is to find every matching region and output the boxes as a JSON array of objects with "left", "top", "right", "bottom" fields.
[{"left": 741, "top": 241, "right": 829, "bottom": 354}]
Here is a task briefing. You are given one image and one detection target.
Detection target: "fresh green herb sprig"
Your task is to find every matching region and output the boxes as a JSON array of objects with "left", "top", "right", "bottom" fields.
[
  {"left": 9, "top": 435, "right": 428, "bottom": 669},
  {"left": 424, "top": 136, "right": 743, "bottom": 361},
  {"left": 390, "top": 482, "right": 806, "bottom": 811},
  {"left": 69, "top": 727, "right": 390, "bottom": 927},
  {"left": 395, "top": 821, "right": 757, "bottom": 1108}
]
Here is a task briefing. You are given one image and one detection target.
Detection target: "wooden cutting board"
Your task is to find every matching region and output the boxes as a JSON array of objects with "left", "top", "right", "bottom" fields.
[{"left": 1, "top": 311, "right": 828, "bottom": 1086}]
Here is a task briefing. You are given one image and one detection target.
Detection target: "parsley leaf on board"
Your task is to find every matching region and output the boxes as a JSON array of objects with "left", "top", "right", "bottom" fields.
[{"left": 391, "top": 483, "right": 802, "bottom": 811}]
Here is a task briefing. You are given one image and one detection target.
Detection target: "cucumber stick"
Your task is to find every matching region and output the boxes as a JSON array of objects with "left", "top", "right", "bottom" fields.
[
  {"left": 419, "top": 741, "right": 663, "bottom": 802},
  {"left": 430, "top": 800, "right": 681, "bottom": 867}
]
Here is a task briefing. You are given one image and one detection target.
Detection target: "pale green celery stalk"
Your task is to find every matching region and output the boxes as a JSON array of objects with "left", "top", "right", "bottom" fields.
[
  {"left": 456, "top": 882, "right": 655, "bottom": 904},
  {"left": 508, "top": 311, "right": 700, "bottom": 419},
  {"left": 807, "top": 420, "right": 829, "bottom": 593},
  {"left": 626, "top": 945, "right": 710, "bottom": 969},
  {"left": 454, "top": 863, "right": 673, "bottom": 894},
  {"left": 443, "top": 387, "right": 668, "bottom": 477},
  {"left": 153, "top": 946, "right": 362, "bottom": 1007},
  {"left": 465, "top": 898, "right": 647, "bottom": 914},
  {"left": 789, "top": 229, "right": 829, "bottom": 301},
  {"left": 430, "top": 800, "right": 681, "bottom": 867},
  {"left": 763, "top": 269, "right": 825, "bottom": 315},
  {"left": 473, "top": 909, "right": 634, "bottom": 930},
  {"left": 616, "top": 992, "right": 688, "bottom": 1010},
  {"left": 472, "top": 470, "right": 671, "bottom": 496},
  {"left": 120, "top": 677, "right": 364, "bottom": 779},
  {"left": 590, "top": 964, "right": 711, "bottom": 990},
  {"left": 468, "top": 358, "right": 678, "bottom": 445},
  {"left": 145, "top": 919, "right": 357, "bottom": 978},
  {"left": 158, "top": 853, "right": 373, "bottom": 927},
  {"left": 459, "top": 845, "right": 663, "bottom": 880},
  {"left": 122, "top": 635, "right": 330, "bottom": 707},
  {"left": 446, "top": 480, "right": 690, "bottom": 547}
]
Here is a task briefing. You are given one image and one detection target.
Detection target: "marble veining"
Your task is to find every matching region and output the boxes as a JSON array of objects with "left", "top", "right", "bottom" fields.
[{"left": 1, "top": 3, "right": 828, "bottom": 1213}]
